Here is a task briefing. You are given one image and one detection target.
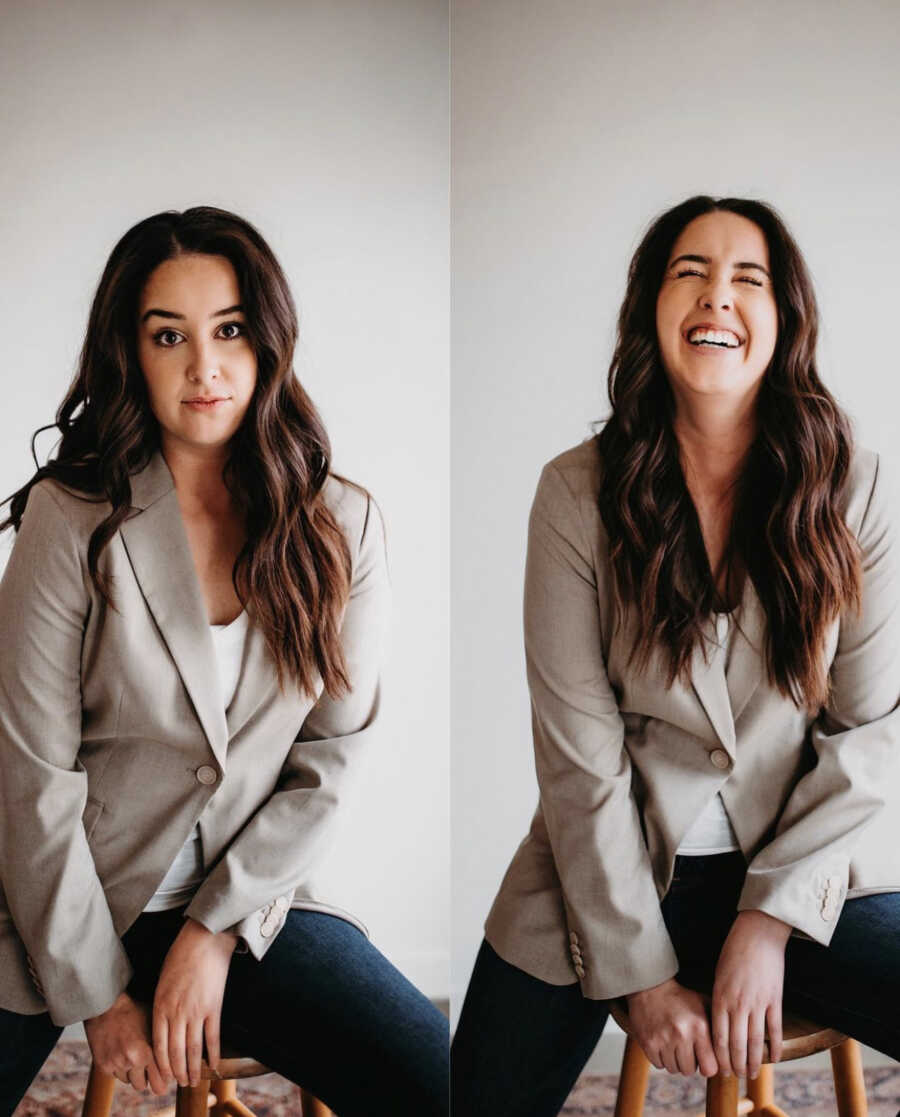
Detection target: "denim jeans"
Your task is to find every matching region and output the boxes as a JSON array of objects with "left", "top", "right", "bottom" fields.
[
  {"left": 0, "top": 907, "right": 449, "bottom": 1117},
  {"left": 451, "top": 851, "right": 900, "bottom": 1117}
]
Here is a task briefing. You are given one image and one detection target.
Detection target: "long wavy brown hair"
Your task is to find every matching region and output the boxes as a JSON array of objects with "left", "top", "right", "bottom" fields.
[
  {"left": 595, "top": 195, "right": 862, "bottom": 713},
  {"left": 0, "top": 206, "right": 355, "bottom": 700}
]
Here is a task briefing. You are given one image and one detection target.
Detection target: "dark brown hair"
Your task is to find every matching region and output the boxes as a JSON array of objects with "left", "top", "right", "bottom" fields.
[
  {"left": 594, "top": 194, "right": 862, "bottom": 713},
  {"left": 1, "top": 206, "right": 355, "bottom": 700}
]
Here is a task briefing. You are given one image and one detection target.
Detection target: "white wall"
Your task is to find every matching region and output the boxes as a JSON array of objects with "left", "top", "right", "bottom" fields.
[
  {"left": 451, "top": 0, "right": 900, "bottom": 1026},
  {"left": 0, "top": 0, "right": 448, "bottom": 998}
]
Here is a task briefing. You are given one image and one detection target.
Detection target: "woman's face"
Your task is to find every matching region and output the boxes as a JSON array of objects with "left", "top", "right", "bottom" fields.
[
  {"left": 136, "top": 252, "right": 257, "bottom": 456},
  {"left": 655, "top": 210, "right": 778, "bottom": 409}
]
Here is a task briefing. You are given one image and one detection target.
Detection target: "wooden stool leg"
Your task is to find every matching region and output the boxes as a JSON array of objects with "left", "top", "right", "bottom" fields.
[
  {"left": 209, "top": 1077, "right": 237, "bottom": 1116},
  {"left": 706, "top": 1074, "right": 739, "bottom": 1117},
  {"left": 746, "top": 1064, "right": 774, "bottom": 1111},
  {"left": 175, "top": 1081, "right": 213, "bottom": 1117},
  {"left": 830, "top": 1039, "right": 868, "bottom": 1117},
  {"left": 81, "top": 1063, "right": 116, "bottom": 1117},
  {"left": 300, "top": 1088, "right": 333, "bottom": 1116},
  {"left": 614, "top": 1035, "right": 652, "bottom": 1117}
]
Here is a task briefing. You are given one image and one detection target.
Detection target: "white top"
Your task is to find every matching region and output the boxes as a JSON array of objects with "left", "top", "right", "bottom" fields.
[
  {"left": 675, "top": 610, "right": 741, "bottom": 856},
  {"left": 142, "top": 610, "right": 250, "bottom": 913}
]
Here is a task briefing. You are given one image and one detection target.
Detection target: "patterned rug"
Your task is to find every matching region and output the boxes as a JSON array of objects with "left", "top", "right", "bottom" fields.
[
  {"left": 17, "top": 1040, "right": 304, "bottom": 1115},
  {"left": 19, "top": 1042, "right": 900, "bottom": 1115},
  {"left": 562, "top": 1066, "right": 900, "bottom": 1116}
]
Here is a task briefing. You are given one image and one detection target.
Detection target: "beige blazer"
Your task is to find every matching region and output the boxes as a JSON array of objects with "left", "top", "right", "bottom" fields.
[
  {"left": 484, "top": 437, "right": 900, "bottom": 1001},
  {"left": 0, "top": 449, "right": 389, "bottom": 1026}
]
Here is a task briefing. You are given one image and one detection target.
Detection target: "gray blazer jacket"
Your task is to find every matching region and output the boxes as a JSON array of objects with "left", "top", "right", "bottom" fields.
[
  {"left": 0, "top": 449, "right": 389, "bottom": 1026},
  {"left": 485, "top": 437, "right": 900, "bottom": 1001}
]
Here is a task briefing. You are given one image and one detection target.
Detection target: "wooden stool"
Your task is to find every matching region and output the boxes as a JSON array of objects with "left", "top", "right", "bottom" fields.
[
  {"left": 609, "top": 998, "right": 868, "bottom": 1117},
  {"left": 81, "top": 1043, "right": 332, "bottom": 1117}
]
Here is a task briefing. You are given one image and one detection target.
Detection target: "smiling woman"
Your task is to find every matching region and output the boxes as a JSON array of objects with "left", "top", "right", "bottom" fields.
[
  {"left": 0, "top": 206, "right": 449, "bottom": 1117},
  {"left": 451, "top": 195, "right": 900, "bottom": 1116}
]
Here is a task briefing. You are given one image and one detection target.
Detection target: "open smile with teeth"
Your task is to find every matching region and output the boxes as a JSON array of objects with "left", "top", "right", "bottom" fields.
[{"left": 686, "top": 327, "right": 743, "bottom": 349}]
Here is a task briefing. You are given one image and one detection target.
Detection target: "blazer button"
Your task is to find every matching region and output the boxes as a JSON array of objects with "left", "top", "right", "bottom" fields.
[
  {"left": 196, "top": 765, "right": 218, "bottom": 785},
  {"left": 709, "top": 749, "right": 730, "bottom": 770},
  {"left": 574, "top": 964, "right": 586, "bottom": 978},
  {"left": 569, "top": 931, "right": 579, "bottom": 943}
]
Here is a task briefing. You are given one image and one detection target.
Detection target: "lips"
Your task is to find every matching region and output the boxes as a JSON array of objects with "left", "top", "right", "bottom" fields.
[{"left": 683, "top": 323, "right": 744, "bottom": 347}]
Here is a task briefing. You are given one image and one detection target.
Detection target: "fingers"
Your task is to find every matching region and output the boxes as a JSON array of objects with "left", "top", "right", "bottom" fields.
[
  {"left": 168, "top": 1017, "right": 189, "bottom": 1088},
  {"left": 747, "top": 1010, "right": 766, "bottom": 1080},
  {"left": 712, "top": 1006, "right": 733, "bottom": 1077},
  {"left": 674, "top": 1041, "right": 696, "bottom": 1076},
  {"left": 145, "top": 1056, "right": 169, "bottom": 1097},
  {"left": 695, "top": 1030, "right": 719, "bottom": 1079},
  {"left": 126, "top": 1065, "right": 148, "bottom": 1094},
  {"left": 205, "top": 1013, "right": 221, "bottom": 1075},
  {"left": 153, "top": 1007, "right": 174, "bottom": 1084},
  {"left": 729, "top": 1010, "right": 749, "bottom": 1077},
  {"left": 186, "top": 1015, "right": 205, "bottom": 1088},
  {"left": 766, "top": 1002, "right": 783, "bottom": 1066}
]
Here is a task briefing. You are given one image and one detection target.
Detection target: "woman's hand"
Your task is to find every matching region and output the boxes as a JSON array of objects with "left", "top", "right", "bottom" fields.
[
  {"left": 151, "top": 916, "right": 239, "bottom": 1088},
  {"left": 84, "top": 990, "right": 170, "bottom": 1095},
  {"left": 711, "top": 910, "right": 791, "bottom": 1079},
  {"left": 626, "top": 978, "right": 718, "bottom": 1077}
]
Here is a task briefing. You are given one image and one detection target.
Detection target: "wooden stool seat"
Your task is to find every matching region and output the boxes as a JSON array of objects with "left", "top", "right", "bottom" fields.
[{"left": 609, "top": 996, "right": 868, "bottom": 1117}]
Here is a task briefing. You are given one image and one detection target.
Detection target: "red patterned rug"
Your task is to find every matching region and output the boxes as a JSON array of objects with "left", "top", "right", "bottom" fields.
[
  {"left": 17, "top": 1042, "right": 900, "bottom": 1115},
  {"left": 562, "top": 1066, "right": 900, "bottom": 1115}
]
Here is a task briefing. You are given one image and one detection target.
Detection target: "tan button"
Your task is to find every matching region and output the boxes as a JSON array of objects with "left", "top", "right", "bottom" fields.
[
  {"left": 574, "top": 964, "right": 586, "bottom": 978},
  {"left": 569, "top": 931, "right": 578, "bottom": 943},
  {"left": 571, "top": 947, "right": 583, "bottom": 961},
  {"left": 709, "top": 749, "right": 730, "bottom": 770},
  {"left": 196, "top": 765, "right": 218, "bottom": 785}
]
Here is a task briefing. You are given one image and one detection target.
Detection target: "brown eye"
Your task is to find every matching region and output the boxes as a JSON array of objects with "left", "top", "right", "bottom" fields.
[
  {"left": 218, "top": 322, "right": 245, "bottom": 339},
  {"left": 153, "top": 329, "right": 181, "bottom": 347}
]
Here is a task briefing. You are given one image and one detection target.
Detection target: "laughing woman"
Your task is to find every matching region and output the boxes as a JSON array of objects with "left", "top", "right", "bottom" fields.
[
  {"left": 0, "top": 206, "right": 448, "bottom": 1117},
  {"left": 451, "top": 195, "right": 900, "bottom": 1116}
]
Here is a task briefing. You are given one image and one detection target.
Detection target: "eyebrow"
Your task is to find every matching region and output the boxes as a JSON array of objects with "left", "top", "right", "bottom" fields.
[
  {"left": 668, "top": 253, "right": 771, "bottom": 278},
  {"left": 140, "top": 303, "right": 244, "bottom": 325}
]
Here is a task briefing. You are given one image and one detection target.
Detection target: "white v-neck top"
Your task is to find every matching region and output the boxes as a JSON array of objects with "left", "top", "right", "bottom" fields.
[
  {"left": 142, "top": 610, "right": 249, "bottom": 913},
  {"left": 675, "top": 610, "right": 742, "bottom": 856}
]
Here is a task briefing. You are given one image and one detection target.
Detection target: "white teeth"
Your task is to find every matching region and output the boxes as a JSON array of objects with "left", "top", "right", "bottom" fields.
[{"left": 687, "top": 327, "right": 741, "bottom": 348}]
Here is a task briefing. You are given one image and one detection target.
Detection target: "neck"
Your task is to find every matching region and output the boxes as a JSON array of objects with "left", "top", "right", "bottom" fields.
[
  {"left": 672, "top": 393, "right": 758, "bottom": 497},
  {"left": 160, "top": 436, "right": 235, "bottom": 515}
]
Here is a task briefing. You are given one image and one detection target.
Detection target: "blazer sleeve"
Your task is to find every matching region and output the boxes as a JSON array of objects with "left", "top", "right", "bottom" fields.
[
  {"left": 525, "top": 462, "right": 680, "bottom": 999},
  {"left": 183, "top": 493, "right": 390, "bottom": 961},
  {"left": 0, "top": 483, "right": 134, "bottom": 1026},
  {"left": 738, "top": 452, "right": 900, "bottom": 943}
]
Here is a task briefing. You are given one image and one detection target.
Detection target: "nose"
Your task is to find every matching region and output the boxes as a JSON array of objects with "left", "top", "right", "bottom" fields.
[
  {"left": 185, "top": 337, "right": 220, "bottom": 384},
  {"left": 699, "top": 274, "right": 732, "bottom": 311}
]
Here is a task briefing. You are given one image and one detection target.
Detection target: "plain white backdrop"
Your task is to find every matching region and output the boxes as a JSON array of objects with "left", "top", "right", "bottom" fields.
[
  {"left": 451, "top": 0, "right": 900, "bottom": 1032},
  {"left": 0, "top": 0, "right": 448, "bottom": 1000}
]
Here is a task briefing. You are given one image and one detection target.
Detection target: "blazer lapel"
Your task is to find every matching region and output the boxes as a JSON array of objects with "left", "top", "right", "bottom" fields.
[
  {"left": 725, "top": 577, "right": 765, "bottom": 724},
  {"left": 119, "top": 450, "right": 229, "bottom": 772},
  {"left": 689, "top": 620, "right": 737, "bottom": 757},
  {"left": 689, "top": 575, "right": 766, "bottom": 758}
]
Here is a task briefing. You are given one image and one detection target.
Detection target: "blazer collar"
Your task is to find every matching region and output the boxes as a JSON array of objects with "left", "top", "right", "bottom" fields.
[
  {"left": 688, "top": 574, "right": 765, "bottom": 758},
  {"left": 119, "top": 449, "right": 280, "bottom": 771}
]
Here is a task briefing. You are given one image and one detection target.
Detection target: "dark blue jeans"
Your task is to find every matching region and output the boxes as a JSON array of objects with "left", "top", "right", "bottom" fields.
[
  {"left": 451, "top": 851, "right": 900, "bottom": 1117},
  {"left": 0, "top": 907, "right": 449, "bottom": 1117}
]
